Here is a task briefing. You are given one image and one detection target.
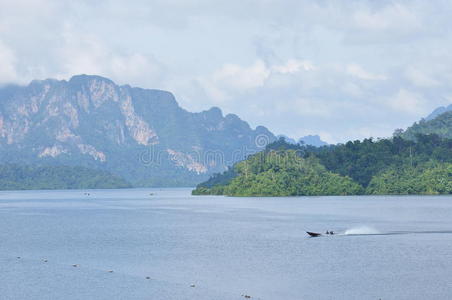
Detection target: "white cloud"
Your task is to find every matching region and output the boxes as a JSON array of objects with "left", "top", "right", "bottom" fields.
[
  {"left": 57, "top": 32, "right": 105, "bottom": 76},
  {"left": 1, "top": 0, "right": 452, "bottom": 142},
  {"left": 386, "top": 89, "right": 427, "bottom": 115},
  {"left": 56, "top": 29, "right": 165, "bottom": 88},
  {"left": 272, "top": 59, "right": 315, "bottom": 74},
  {"left": 293, "top": 98, "right": 333, "bottom": 117},
  {"left": 405, "top": 67, "right": 439, "bottom": 87},
  {"left": 198, "top": 58, "right": 317, "bottom": 102},
  {"left": 110, "top": 54, "right": 165, "bottom": 86},
  {"left": 213, "top": 60, "right": 270, "bottom": 90},
  {"left": 341, "top": 82, "right": 364, "bottom": 97},
  {"left": 346, "top": 64, "right": 386, "bottom": 81},
  {"left": 198, "top": 60, "right": 270, "bottom": 101},
  {"left": 0, "top": 41, "right": 19, "bottom": 83},
  {"left": 352, "top": 3, "right": 421, "bottom": 33}
]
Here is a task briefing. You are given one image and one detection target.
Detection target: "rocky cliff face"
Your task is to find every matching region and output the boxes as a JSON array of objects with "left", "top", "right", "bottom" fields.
[{"left": 0, "top": 75, "right": 275, "bottom": 186}]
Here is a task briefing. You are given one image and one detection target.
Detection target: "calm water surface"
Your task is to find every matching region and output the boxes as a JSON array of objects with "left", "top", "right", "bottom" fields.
[{"left": 1, "top": 188, "right": 452, "bottom": 300}]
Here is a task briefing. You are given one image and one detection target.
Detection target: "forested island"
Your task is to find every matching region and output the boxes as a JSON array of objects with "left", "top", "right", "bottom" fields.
[
  {"left": 193, "top": 134, "right": 452, "bottom": 196},
  {"left": 0, "top": 165, "right": 132, "bottom": 191}
]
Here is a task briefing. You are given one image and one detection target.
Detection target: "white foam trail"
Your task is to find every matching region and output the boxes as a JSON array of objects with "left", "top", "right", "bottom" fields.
[{"left": 343, "top": 226, "right": 380, "bottom": 235}]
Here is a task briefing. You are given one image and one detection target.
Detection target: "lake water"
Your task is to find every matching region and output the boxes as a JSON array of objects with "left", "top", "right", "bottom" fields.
[{"left": 1, "top": 188, "right": 452, "bottom": 300}]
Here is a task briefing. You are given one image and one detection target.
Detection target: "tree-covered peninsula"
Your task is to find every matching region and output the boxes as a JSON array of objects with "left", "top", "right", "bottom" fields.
[
  {"left": 193, "top": 134, "right": 452, "bottom": 196},
  {"left": 194, "top": 151, "right": 362, "bottom": 196}
]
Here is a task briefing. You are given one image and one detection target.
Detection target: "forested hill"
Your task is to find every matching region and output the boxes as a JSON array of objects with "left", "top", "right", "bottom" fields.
[
  {"left": 0, "top": 165, "right": 131, "bottom": 190},
  {"left": 193, "top": 134, "right": 452, "bottom": 196},
  {"left": 400, "top": 111, "right": 452, "bottom": 140}
]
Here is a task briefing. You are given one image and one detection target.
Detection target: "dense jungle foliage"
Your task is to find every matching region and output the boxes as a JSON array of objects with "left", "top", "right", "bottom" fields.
[{"left": 193, "top": 134, "right": 452, "bottom": 196}]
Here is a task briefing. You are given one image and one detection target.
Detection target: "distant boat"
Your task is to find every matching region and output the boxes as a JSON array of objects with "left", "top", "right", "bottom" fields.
[{"left": 306, "top": 231, "right": 322, "bottom": 237}]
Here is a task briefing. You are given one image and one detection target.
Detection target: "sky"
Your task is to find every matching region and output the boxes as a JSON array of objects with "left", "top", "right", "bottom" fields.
[{"left": 1, "top": 0, "right": 452, "bottom": 143}]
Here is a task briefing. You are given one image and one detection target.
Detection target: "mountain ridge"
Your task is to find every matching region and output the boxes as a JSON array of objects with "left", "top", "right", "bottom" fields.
[
  {"left": 400, "top": 111, "right": 452, "bottom": 140},
  {"left": 0, "top": 74, "right": 276, "bottom": 186},
  {"left": 426, "top": 104, "right": 452, "bottom": 121}
]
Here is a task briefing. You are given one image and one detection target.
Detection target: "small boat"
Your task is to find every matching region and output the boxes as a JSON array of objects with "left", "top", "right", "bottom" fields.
[{"left": 306, "top": 231, "right": 322, "bottom": 237}]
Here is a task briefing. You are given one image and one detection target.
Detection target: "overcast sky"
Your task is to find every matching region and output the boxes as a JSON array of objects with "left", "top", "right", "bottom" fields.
[{"left": 1, "top": 0, "right": 452, "bottom": 143}]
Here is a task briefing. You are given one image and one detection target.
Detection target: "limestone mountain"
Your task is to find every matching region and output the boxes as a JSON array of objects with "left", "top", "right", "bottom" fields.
[{"left": 0, "top": 75, "right": 275, "bottom": 186}]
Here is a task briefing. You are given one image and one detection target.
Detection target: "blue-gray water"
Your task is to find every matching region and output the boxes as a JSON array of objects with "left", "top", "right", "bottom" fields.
[{"left": 1, "top": 189, "right": 452, "bottom": 300}]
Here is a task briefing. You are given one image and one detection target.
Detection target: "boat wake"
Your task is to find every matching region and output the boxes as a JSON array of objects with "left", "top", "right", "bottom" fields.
[
  {"left": 341, "top": 227, "right": 452, "bottom": 236},
  {"left": 343, "top": 226, "right": 380, "bottom": 235},
  {"left": 306, "top": 226, "right": 452, "bottom": 238}
]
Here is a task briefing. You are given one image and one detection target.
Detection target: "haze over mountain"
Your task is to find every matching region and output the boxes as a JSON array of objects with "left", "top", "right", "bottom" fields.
[
  {"left": 401, "top": 110, "right": 452, "bottom": 140},
  {"left": 276, "top": 134, "right": 328, "bottom": 147},
  {"left": 0, "top": 75, "right": 275, "bottom": 186},
  {"left": 299, "top": 135, "right": 328, "bottom": 147},
  {"left": 426, "top": 104, "right": 452, "bottom": 121}
]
